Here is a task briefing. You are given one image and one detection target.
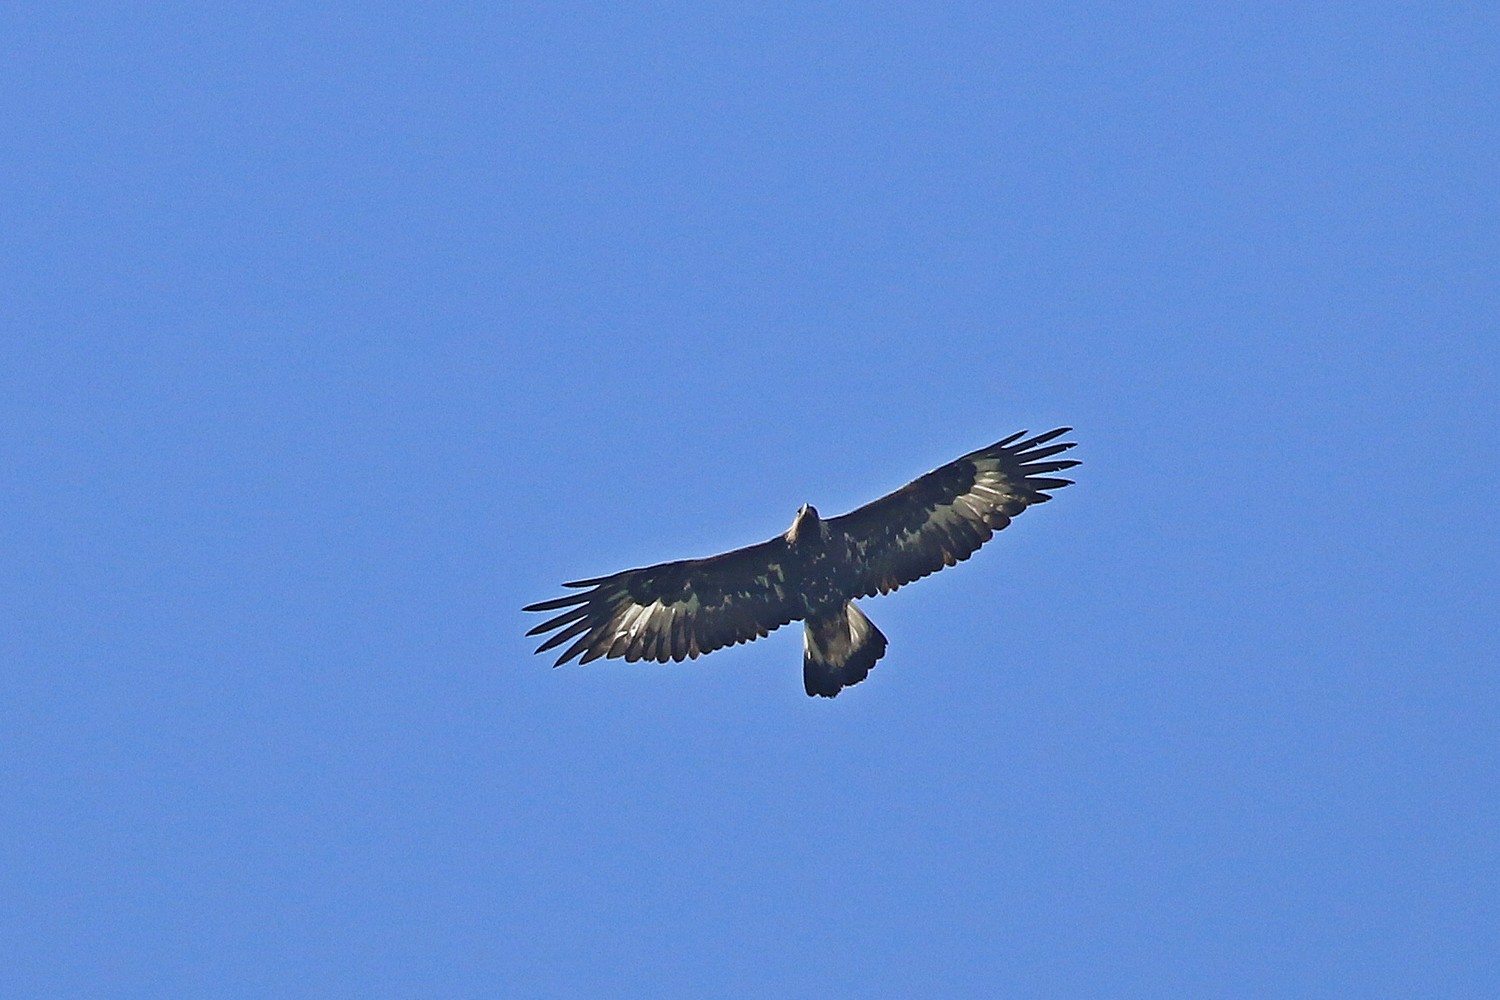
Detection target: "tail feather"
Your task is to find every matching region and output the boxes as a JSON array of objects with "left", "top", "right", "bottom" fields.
[{"left": 803, "top": 601, "right": 888, "bottom": 698}]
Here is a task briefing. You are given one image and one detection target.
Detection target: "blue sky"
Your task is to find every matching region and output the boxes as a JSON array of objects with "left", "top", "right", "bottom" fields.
[{"left": 4, "top": 3, "right": 1497, "bottom": 997}]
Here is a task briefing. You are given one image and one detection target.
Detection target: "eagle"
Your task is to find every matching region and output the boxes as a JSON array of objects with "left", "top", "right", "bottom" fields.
[{"left": 524, "top": 428, "right": 1078, "bottom": 697}]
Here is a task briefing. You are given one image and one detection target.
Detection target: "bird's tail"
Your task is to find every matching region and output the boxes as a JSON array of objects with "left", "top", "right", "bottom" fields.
[{"left": 803, "top": 601, "right": 888, "bottom": 698}]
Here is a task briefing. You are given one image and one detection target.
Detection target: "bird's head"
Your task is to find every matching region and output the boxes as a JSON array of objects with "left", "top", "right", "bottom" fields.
[{"left": 785, "top": 503, "right": 822, "bottom": 545}]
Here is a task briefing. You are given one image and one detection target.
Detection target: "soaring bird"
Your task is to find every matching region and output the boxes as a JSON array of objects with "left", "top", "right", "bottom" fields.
[{"left": 524, "top": 428, "right": 1078, "bottom": 697}]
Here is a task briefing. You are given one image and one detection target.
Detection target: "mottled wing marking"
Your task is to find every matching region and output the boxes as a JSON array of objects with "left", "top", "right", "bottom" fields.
[
  {"left": 827, "top": 428, "right": 1079, "bottom": 599},
  {"left": 523, "top": 538, "right": 800, "bottom": 666}
]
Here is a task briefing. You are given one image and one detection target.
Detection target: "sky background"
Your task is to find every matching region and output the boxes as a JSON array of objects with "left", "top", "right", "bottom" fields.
[{"left": 4, "top": 3, "right": 1497, "bottom": 997}]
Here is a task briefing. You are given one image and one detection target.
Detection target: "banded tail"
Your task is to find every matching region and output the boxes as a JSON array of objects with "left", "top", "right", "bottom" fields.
[{"left": 802, "top": 601, "right": 888, "bottom": 698}]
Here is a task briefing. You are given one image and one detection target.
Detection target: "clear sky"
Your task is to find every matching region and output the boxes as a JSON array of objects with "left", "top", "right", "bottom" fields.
[{"left": 4, "top": 3, "right": 1497, "bottom": 997}]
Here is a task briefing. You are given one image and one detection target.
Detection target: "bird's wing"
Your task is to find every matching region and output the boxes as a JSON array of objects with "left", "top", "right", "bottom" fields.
[
  {"left": 826, "top": 428, "right": 1078, "bottom": 599},
  {"left": 523, "top": 536, "right": 802, "bottom": 665}
]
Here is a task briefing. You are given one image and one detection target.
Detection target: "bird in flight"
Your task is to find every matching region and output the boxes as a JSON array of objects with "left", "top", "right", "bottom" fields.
[{"left": 524, "top": 428, "right": 1078, "bottom": 697}]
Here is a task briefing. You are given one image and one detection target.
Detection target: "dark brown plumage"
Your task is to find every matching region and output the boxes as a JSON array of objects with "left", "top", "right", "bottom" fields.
[{"left": 524, "top": 428, "right": 1078, "bottom": 697}]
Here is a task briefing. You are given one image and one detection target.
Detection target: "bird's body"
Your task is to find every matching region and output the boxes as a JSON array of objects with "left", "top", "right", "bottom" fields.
[{"left": 524, "top": 428, "right": 1078, "bottom": 697}]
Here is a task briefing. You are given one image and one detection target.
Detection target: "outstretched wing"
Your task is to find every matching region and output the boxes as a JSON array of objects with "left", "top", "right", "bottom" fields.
[
  {"left": 523, "top": 537, "right": 802, "bottom": 666},
  {"left": 827, "top": 428, "right": 1078, "bottom": 599}
]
